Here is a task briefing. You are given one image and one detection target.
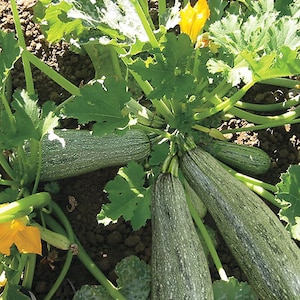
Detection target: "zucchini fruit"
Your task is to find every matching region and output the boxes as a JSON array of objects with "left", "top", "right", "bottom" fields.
[
  {"left": 151, "top": 173, "right": 213, "bottom": 300},
  {"left": 181, "top": 147, "right": 300, "bottom": 300},
  {"left": 202, "top": 140, "right": 271, "bottom": 175},
  {"left": 39, "top": 129, "right": 151, "bottom": 181}
]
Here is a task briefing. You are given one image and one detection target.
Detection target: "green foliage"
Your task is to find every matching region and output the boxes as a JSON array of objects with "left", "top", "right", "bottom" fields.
[
  {"left": 73, "top": 284, "right": 112, "bottom": 300},
  {"left": 0, "top": 90, "right": 58, "bottom": 149},
  {"left": 115, "top": 255, "right": 151, "bottom": 300},
  {"left": 63, "top": 78, "right": 130, "bottom": 136},
  {"left": 33, "top": 0, "right": 147, "bottom": 45},
  {"left": 276, "top": 165, "right": 300, "bottom": 240},
  {"left": 0, "top": 30, "right": 21, "bottom": 87},
  {"left": 73, "top": 256, "right": 150, "bottom": 300},
  {"left": 213, "top": 277, "right": 258, "bottom": 299},
  {"left": 98, "top": 162, "right": 151, "bottom": 230},
  {"left": 208, "top": 2, "right": 300, "bottom": 85}
]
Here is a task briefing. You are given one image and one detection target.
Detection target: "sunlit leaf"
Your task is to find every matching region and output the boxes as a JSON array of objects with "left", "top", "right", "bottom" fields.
[
  {"left": 98, "top": 162, "right": 151, "bottom": 229},
  {"left": 64, "top": 78, "right": 130, "bottom": 136},
  {"left": 213, "top": 277, "right": 259, "bottom": 299},
  {"left": 276, "top": 165, "right": 300, "bottom": 240}
]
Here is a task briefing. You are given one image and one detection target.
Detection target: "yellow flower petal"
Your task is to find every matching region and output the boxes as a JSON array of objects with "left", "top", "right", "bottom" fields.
[
  {"left": 179, "top": 0, "right": 210, "bottom": 43},
  {"left": 14, "top": 226, "right": 42, "bottom": 255},
  {"left": 0, "top": 218, "right": 42, "bottom": 255},
  {"left": 0, "top": 222, "right": 15, "bottom": 255}
]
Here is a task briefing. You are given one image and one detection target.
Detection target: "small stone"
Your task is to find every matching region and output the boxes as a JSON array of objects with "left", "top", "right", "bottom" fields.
[
  {"left": 124, "top": 235, "right": 141, "bottom": 247},
  {"left": 107, "top": 231, "right": 123, "bottom": 246}
]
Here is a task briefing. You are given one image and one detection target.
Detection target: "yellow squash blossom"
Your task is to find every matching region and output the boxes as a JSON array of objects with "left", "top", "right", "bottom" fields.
[
  {"left": 179, "top": 0, "right": 210, "bottom": 43},
  {"left": 0, "top": 217, "right": 42, "bottom": 256}
]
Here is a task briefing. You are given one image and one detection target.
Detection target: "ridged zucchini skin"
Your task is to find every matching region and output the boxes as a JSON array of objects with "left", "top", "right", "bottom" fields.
[
  {"left": 181, "top": 147, "right": 300, "bottom": 300},
  {"left": 202, "top": 140, "right": 271, "bottom": 175},
  {"left": 151, "top": 173, "right": 213, "bottom": 300},
  {"left": 39, "top": 129, "right": 151, "bottom": 181}
]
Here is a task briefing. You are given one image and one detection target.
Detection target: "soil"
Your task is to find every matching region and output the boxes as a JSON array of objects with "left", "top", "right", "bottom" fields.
[{"left": 1, "top": 1, "right": 300, "bottom": 299}]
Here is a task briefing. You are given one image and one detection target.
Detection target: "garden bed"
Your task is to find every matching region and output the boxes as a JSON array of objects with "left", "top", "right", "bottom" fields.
[{"left": 1, "top": 0, "right": 299, "bottom": 298}]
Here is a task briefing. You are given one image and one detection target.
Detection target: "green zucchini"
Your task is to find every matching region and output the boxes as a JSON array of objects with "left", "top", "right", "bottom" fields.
[
  {"left": 151, "top": 173, "right": 213, "bottom": 300},
  {"left": 39, "top": 129, "right": 151, "bottom": 181},
  {"left": 202, "top": 140, "right": 271, "bottom": 175},
  {"left": 181, "top": 147, "right": 300, "bottom": 300}
]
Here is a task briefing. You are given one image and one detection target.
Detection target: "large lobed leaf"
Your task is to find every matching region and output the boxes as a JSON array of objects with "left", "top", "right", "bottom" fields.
[{"left": 276, "top": 165, "right": 300, "bottom": 241}]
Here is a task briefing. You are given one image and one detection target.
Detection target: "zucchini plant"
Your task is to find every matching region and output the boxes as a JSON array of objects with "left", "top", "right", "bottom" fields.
[{"left": 1, "top": 0, "right": 300, "bottom": 299}]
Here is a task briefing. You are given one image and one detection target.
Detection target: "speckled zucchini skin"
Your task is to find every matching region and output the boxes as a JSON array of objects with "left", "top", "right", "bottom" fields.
[
  {"left": 202, "top": 140, "right": 271, "bottom": 175},
  {"left": 151, "top": 173, "right": 213, "bottom": 300},
  {"left": 40, "top": 129, "right": 151, "bottom": 181},
  {"left": 181, "top": 147, "right": 300, "bottom": 300}
]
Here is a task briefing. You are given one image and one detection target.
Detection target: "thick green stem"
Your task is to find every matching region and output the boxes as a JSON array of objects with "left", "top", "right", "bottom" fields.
[
  {"left": 235, "top": 94, "right": 300, "bottom": 112},
  {"left": 221, "top": 118, "right": 300, "bottom": 133},
  {"left": 114, "top": 47, "right": 154, "bottom": 95},
  {"left": 1, "top": 89, "right": 15, "bottom": 132},
  {"left": 130, "top": 0, "right": 159, "bottom": 48},
  {"left": 23, "top": 50, "right": 81, "bottom": 96},
  {"left": 43, "top": 213, "right": 126, "bottom": 300},
  {"left": 31, "top": 140, "right": 42, "bottom": 194},
  {"left": 10, "top": 0, "right": 35, "bottom": 94},
  {"left": 194, "top": 81, "right": 255, "bottom": 121},
  {"left": 186, "top": 194, "right": 228, "bottom": 281},
  {"left": 260, "top": 78, "right": 300, "bottom": 89},
  {"left": 158, "top": 0, "right": 166, "bottom": 25},
  {"left": 219, "top": 162, "right": 282, "bottom": 208},
  {"left": 228, "top": 104, "right": 300, "bottom": 125},
  {"left": 126, "top": 98, "right": 165, "bottom": 128},
  {"left": 22, "top": 254, "right": 36, "bottom": 290},
  {"left": 152, "top": 98, "right": 174, "bottom": 124},
  {"left": 0, "top": 192, "right": 51, "bottom": 223},
  {"left": 0, "top": 152, "right": 15, "bottom": 180},
  {"left": 43, "top": 201, "right": 75, "bottom": 300}
]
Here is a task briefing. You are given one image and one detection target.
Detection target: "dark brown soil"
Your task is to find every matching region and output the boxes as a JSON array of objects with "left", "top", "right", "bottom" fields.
[{"left": 1, "top": 1, "right": 299, "bottom": 299}]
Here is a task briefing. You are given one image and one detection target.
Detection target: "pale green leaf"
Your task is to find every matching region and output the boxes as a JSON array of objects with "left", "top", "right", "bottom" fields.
[{"left": 276, "top": 165, "right": 300, "bottom": 240}]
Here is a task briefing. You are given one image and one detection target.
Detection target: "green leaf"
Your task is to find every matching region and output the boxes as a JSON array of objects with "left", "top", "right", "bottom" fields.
[
  {"left": 0, "top": 188, "right": 19, "bottom": 204},
  {"left": 64, "top": 78, "right": 130, "bottom": 136},
  {"left": 73, "top": 284, "right": 112, "bottom": 300},
  {"left": 98, "top": 162, "right": 151, "bottom": 230},
  {"left": 208, "top": 6, "right": 300, "bottom": 83},
  {"left": 241, "top": 47, "right": 300, "bottom": 81},
  {"left": 72, "top": 255, "right": 150, "bottom": 300},
  {"left": 0, "top": 284, "right": 31, "bottom": 300},
  {"left": 115, "top": 255, "right": 150, "bottom": 300},
  {"left": 34, "top": 0, "right": 148, "bottom": 45},
  {"left": 130, "top": 33, "right": 197, "bottom": 100},
  {"left": 276, "top": 165, "right": 300, "bottom": 240},
  {"left": 0, "top": 30, "right": 21, "bottom": 87},
  {"left": 213, "top": 277, "right": 259, "bottom": 300}
]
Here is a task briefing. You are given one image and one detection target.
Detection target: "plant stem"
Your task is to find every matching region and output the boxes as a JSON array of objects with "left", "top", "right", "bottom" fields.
[
  {"left": 221, "top": 117, "right": 300, "bottom": 133},
  {"left": 0, "top": 151, "right": 15, "bottom": 180},
  {"left": 10, "top": 0, "right": 35, "bottom": 94},
  {"left": 23, "top": 50, "right": 81, "bottom": 96},
  {"left": 130, "top": 0, "right": 159, "bottom": 48},
  {"left": 22, "top": 254, "right": 36, "bottom": 290},
  {"left": 76, "top": 237, "right": 126, "bottom": 300},
  {"left": 114, "top": 48, "right": 154, "bottom": 96},
  {"left": 228, "top": 104, "right": 300, "bottom": 125},
  {"left": 138, "top": 0, "right": 155, "bottom": 30},
  {"left": 186, "top": 194, "right": 228, "bottom": 281},
  {"left": 219, "top": 162, "right": 282, "bottom": 207},
  {"left": 158, "top": 0, "right": 166, "bottom": 26},
  {"left": 43, "top": 213, "right": 126, "bottom": 300},
  {"left": 126, "top": 98, "right": 165, "bottom": 128},
  {"left": 43, "top": 201, "right": 75, "bottom": 300},
  {"left": 235, "top": 94, "right": 300, "bottom": 112},
  {"left": 31, "top": 140, "right": 42, "bottom": 194},
  {"left": 260, "top": 78, "right": 300, "bottom": 89}
]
